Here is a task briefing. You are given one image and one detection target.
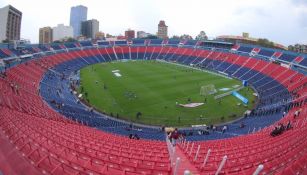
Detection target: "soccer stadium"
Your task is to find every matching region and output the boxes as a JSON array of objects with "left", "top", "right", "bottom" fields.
[{"left": 0, "top": 1, "right": 307, "bottom": 175}]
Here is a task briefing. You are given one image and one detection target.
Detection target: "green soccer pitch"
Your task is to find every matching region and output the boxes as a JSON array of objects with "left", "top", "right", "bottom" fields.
[{"left": 78, "top": 60, "right": 256, "bottom": 127}]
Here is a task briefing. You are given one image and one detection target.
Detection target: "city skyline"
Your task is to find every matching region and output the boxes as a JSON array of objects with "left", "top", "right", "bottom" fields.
[{"left": 0, "top": 0, "right": 306, "bottom": 45}]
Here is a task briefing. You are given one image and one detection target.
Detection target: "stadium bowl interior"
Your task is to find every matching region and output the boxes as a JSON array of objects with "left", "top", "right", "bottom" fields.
[{"left": 0, "top": 39, "right": 306, "bottom": 175}]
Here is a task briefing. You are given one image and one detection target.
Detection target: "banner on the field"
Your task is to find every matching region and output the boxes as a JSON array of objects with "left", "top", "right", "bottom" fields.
[{"left": 232, "top": 91, "right": 248, "bottom": 104}]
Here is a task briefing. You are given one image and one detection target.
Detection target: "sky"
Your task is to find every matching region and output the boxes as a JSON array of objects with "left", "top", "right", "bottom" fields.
[{"left": 0, "top": 0, "right": 306, "bottom": 45}]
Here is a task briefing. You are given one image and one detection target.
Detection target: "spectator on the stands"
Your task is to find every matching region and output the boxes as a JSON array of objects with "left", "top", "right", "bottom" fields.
[
  {"left": 170, "top": 128, "right": 180, "bottom": 146},
  {"left": 240, "top": 122, "right": 245, "bottom": 128},
  {"left": 298, "top": 108, "right": 302, "bottom": 117},
  {"left": 271, "top": 126, "right": 280, "bottom": 137},
  {"left": 286, "top": 121, "right": 292, "bottom": 130},
  {"left": 271, "top": 123, "right": 287, "bottom": 137},
  {"left": 181, "top": 131, "right": 187, "bottom": 137},
  {"left": 278, "top": 123, "right": 285, "bottom": 132},
  {"left": 209, "top": 124, "right": 213, "bottom": 130},
  {"left": 161, "top": 125, "right": 165, "bottom": 132},
  {"left": 198, "top": 130, "right": 203, "bottom": 135},
  {"left": 128, "top": 134, "right": 139, "bottom": 140},
  {"left": 222, "top": 125, "right": 227, "bottom": 133},
  {"left": 294, "top": 110, "right": 299, "bottom": 118},
  {"left": 199, "top": 127, "right": 210, "bottom": 135},
  {"left": 134, "top": 134, "right": 140, "bottom": 140},
  {"left": 282, "top": 111, "right": 286, "bottom": 117}
]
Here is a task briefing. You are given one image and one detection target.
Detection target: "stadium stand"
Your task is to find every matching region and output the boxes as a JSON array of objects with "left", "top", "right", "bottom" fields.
[{"left": 0, "top": 39, "right": 306, "bottom": 175}]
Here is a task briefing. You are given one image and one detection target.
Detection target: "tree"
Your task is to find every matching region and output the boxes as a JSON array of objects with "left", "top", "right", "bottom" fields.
[
  {"left": 288, "top": 45, "right": 294, "bottom": 51},
  {"left": 257, "top": 38, "right": 275, "bottom": 48},
  {"left": 179, "top": 34, "right": 193, "bottom": 40},
  {"left": 66, "top": 37, "right": 77, "bottom": 42},
  {"left": 195, "top": 31, "right": 208, "bottom": 41},
  {"left": 170, "top": 35, "right": 180, "bottom": 40},
  {"left": 143, "top": 35, "right": 158, "bottom": 39},
  {"left": 2, "top": 39, "right": 9, "bottom": 43},
  {"left": 106, "top": 33, "right": 114, "bottom": 38},
  {"left": 53, "top": 40, "right": 62, "bottom": 43}
]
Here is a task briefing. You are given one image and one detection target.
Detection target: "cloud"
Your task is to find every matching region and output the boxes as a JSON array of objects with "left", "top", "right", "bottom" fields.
[
  {"left": 0, "top": 0, "right": 306, "bottom": 45},
  {"left": 291, "top": 0, "right": 307, "bottom": 6},
  {"left": 234, "top": 6, "right": 270, "bottom": 18}
]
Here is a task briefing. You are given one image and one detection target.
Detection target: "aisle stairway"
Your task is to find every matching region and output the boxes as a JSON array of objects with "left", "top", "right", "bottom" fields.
[{"left": 174, "top": 147, "right": 200, "bottom": 175}]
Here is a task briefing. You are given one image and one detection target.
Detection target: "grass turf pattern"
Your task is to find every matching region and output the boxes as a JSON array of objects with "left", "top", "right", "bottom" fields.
[{"left": 79, "top": 60, "right": 256, "bottom": 127}]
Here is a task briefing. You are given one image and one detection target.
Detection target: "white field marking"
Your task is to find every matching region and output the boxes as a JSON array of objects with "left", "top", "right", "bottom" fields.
[
  {"left": 114, "top": 72, "right": 122, "bottom": 77},
  {"left": 219, "top": 88, "right": 231, "bottom": 91},
  {"left": 156, "top": 59, "right": 233, "bottom": 80}
]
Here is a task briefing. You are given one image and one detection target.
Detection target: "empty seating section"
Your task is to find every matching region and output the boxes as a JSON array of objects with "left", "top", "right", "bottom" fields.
[
  {"left": 0, "top": 49, "right": 171, "bottom": 174},
  {"left": 0, "top": 42, "right": 306, "bottom": 174},
  {"left": 178, "top": 106, "right": 307, "bottom": 174},
  {"left": 252, "top": 48, "right": 260, "bottom": 53},
  {"left": 51, "top": 44, "right": 63, "bottom": 50},
  {"left": 0, "top": 48, "right": 13, "bottom": 58},
  {"left": 232, "top": 45, "right": 240, "bottom": 50},
  {"left": 38, "top": 45, "right": 51, "bottom": 52},
  {"left": 258, "top": 49, "right": 275, "bottom": 57},
  {"left": 132, "top": 39, "right": 145, "bottom": 45},
  {"left": 299, "top": 57, "right": 307, "bottom": 67},
  {"left": 97, "top": 41, "right": 109, "bottom": 46},
  {"left": 237, "top": 45, "right": 253, "bottom": 53},
  {"left": 0, "top": 107, "right": 171, "bottom": 175},
  {"left": 184, "top": 40, "right": 197, "bottom": 46},
  {"left": 168, "top": 40, "right": 180, "bottom": 45},
  {"left": 279, "top": 53, "right": 297, "bottom": 62},
  {"left": 64, "top": 43, "right": 77, "bottom": 49},
  {"left": 115, "top": 41, "right": 127, "bottom": 45},
  {"left": 80, "top": 41, "right": 93, "bottom": 47},
  {"left": 147, "top": 39, "right": 160, "bottom": 45}
]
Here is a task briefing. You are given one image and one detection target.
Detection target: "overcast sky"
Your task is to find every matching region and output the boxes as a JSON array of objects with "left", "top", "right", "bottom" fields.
[{"left": 0, "top": 0, "right": 306, "bottom": 45}]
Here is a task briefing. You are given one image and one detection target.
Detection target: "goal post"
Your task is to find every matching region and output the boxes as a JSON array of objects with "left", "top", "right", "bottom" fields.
[{"left": 200, "top": 84, "right": 217, "bottom": 96}]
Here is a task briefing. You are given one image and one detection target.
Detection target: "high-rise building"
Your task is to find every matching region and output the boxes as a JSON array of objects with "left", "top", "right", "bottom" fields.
[
  {"left": 157, "top": 20, "right": 168, "bottom": 39},
  {"left": 70, "top": 5, "right": 87, "bottom": 37},
  {"left": 81, "top": 19, "right": 99, "bottom": 39},
  {"left": 39, "top": 27, "right": 53, "bottom": 44},
  {"left": 125, "top": 29, "right": 135, "bottom": 39},
  {"left": 52, "top": 24, "right": 73, "bottom": 41},
  {"left": 0, "top": 5, "right": 22, "bottom": 42}
]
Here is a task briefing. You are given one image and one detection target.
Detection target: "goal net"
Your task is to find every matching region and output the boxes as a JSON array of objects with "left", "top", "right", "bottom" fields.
[{"left": 200, "top": 84, "right": 217, "bottom": 96}]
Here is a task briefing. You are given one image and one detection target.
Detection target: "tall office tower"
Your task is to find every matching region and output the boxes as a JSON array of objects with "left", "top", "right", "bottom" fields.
[
  {"left": 70, "top": 5, "right": 87, "bottom": 37},
  {"left": 125, "top": 29, "right": 135, "bottom": 39},
  {"left": 157, "top": 20, "right": 168, "bottom": 39},
  {"left": 81, "top": 19, "right": 99, "bottom": 39},
  {"left": 39, "top": 27, "right": 53, "bottom": 44},
  {"left": 52, "top": 24, "right": 73, "bottom": 41},
  {"left": 0, "top": 5, "right": 22, "bottom": 42}
]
